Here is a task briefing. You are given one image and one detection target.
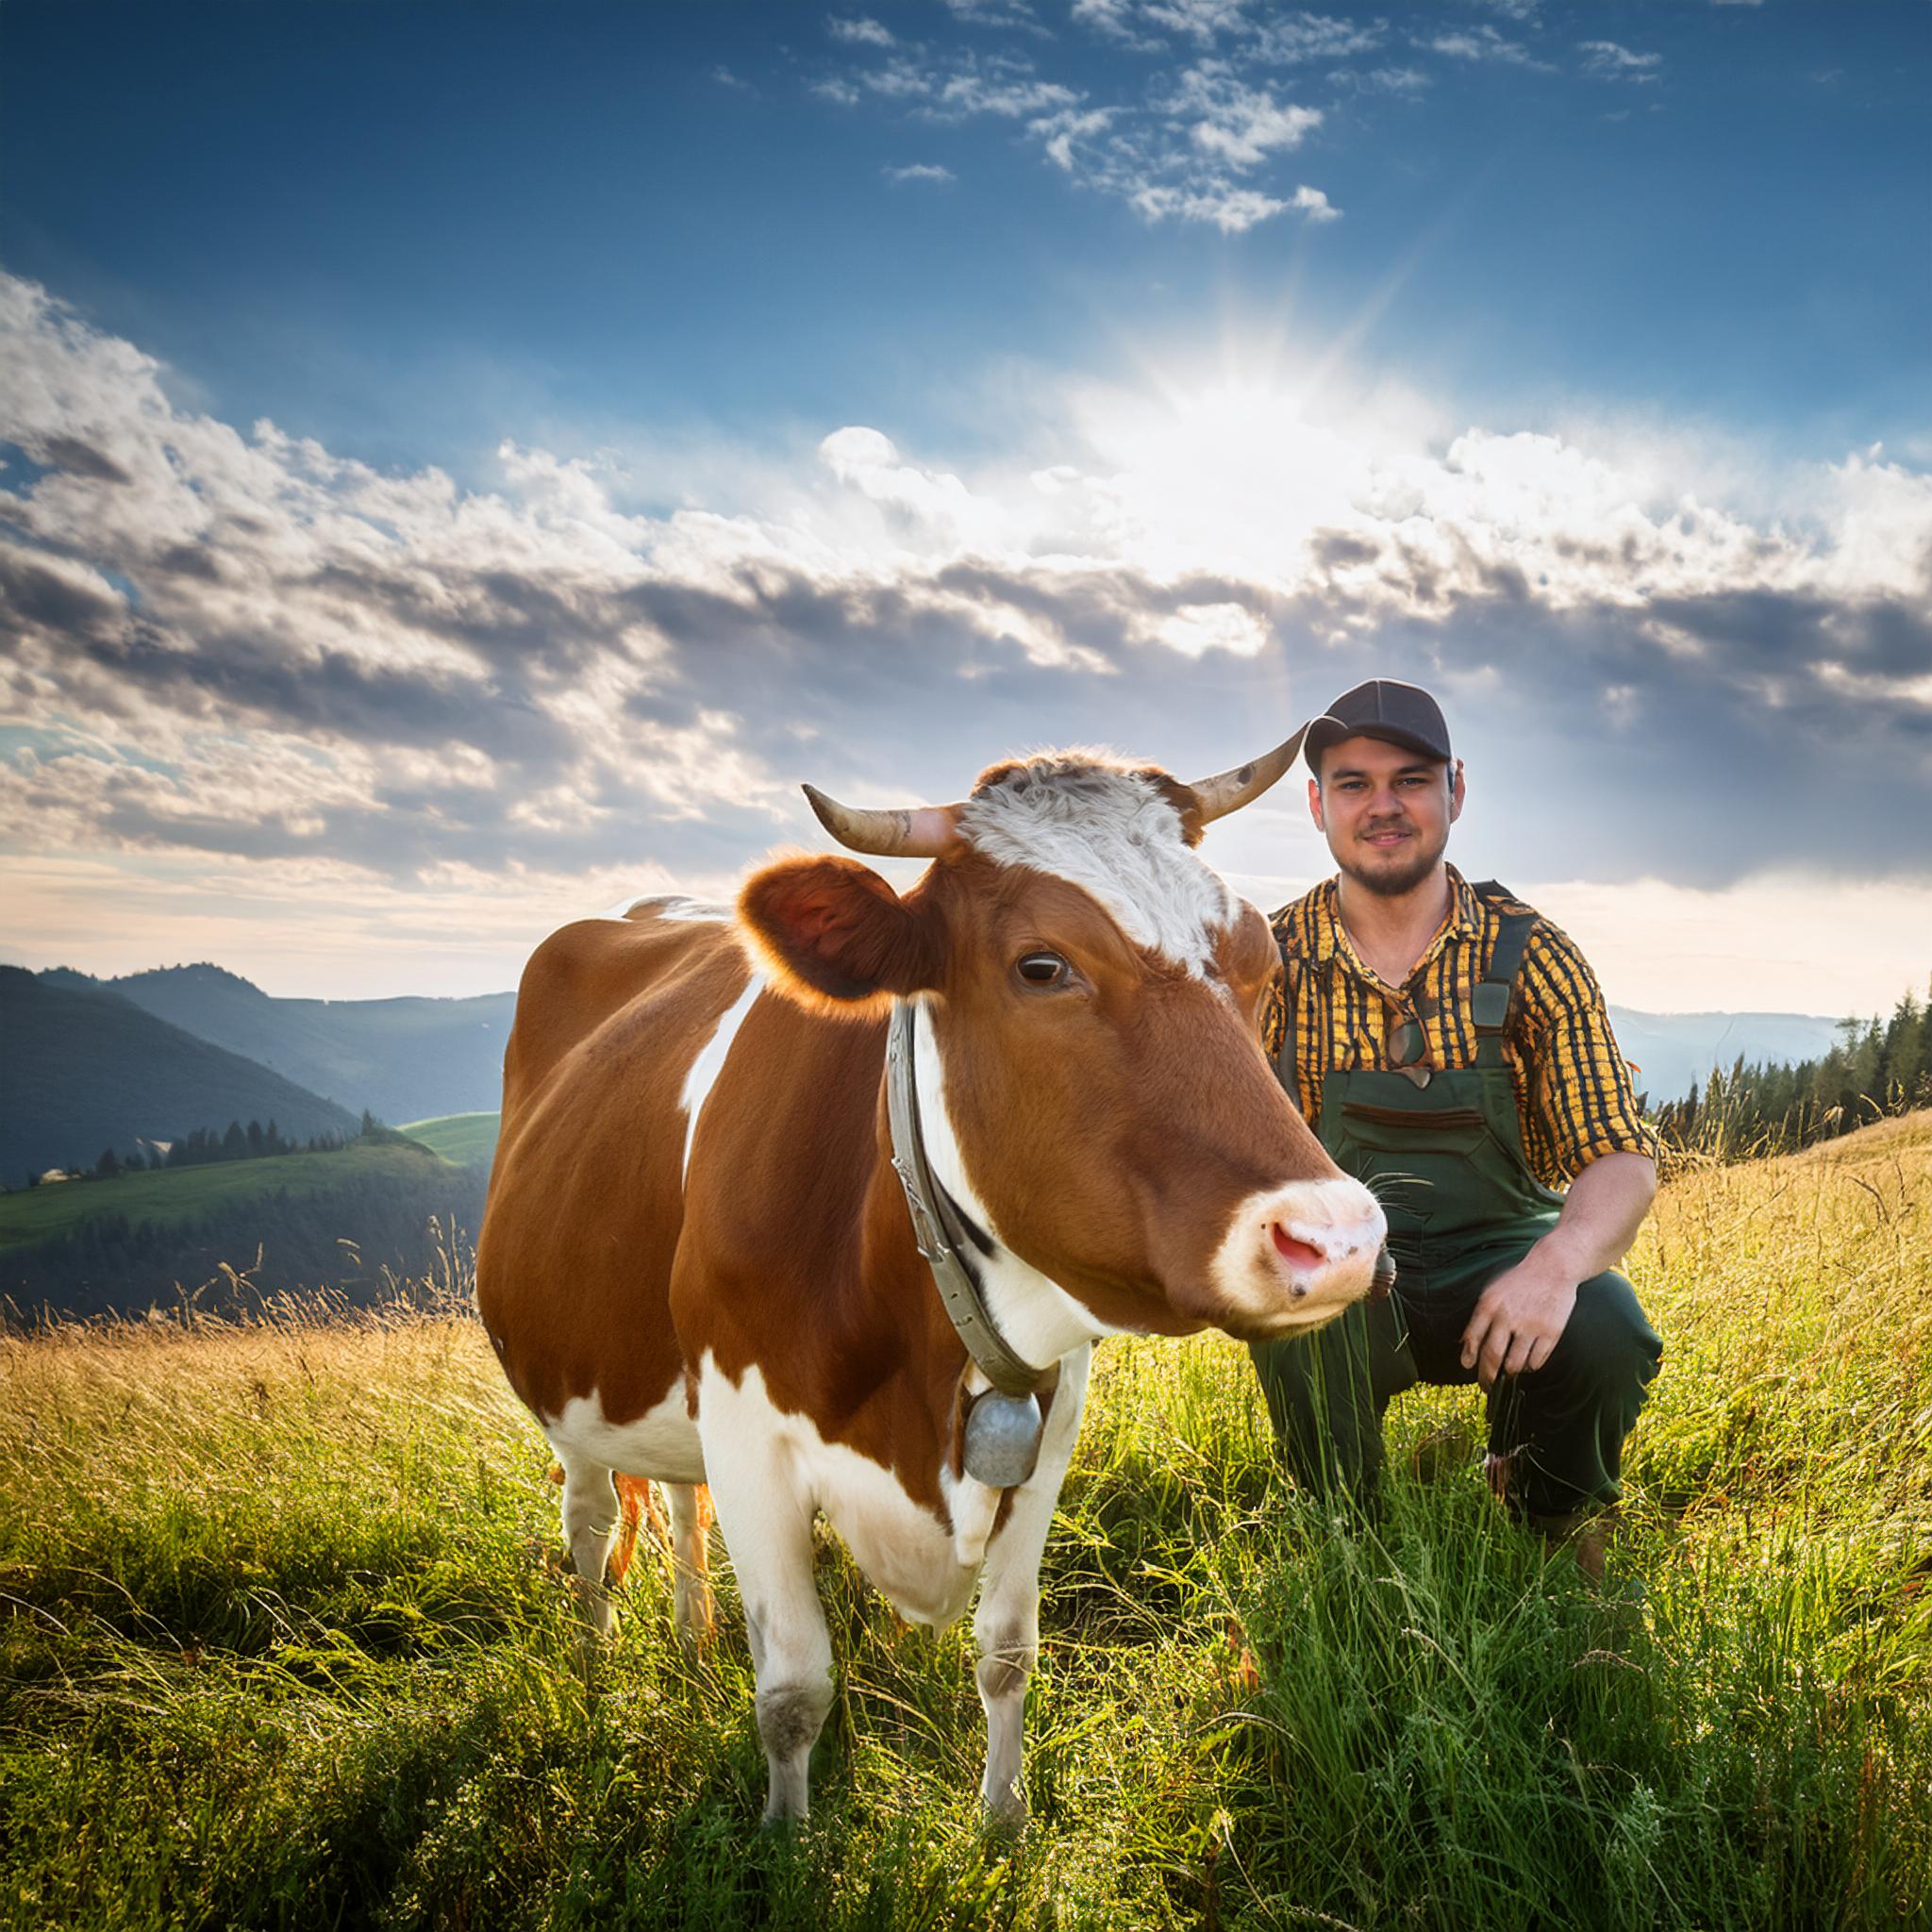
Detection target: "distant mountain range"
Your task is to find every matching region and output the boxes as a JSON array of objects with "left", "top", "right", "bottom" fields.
[
  {"left": 1, "top": 968, "right": 361, "bottom": 1182},
  {"left": 1606, "top": 1008, "right": 1846, "bottom": 1113},
  {"left": 39, "top": 963, "right": 514, "bottom": 1126},
  {"left": 2, "top": 955, "right": 1850, "bottom": 1182}
]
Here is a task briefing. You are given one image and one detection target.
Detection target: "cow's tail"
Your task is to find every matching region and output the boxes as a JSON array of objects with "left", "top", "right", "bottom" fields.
[{"left": 607, "top": 1474, "right": 662, "bottom": 1586}]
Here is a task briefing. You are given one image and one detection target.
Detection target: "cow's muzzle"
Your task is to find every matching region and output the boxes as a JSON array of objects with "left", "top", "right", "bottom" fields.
[{"left": 1202, "top": 1175, "right": 1387, "bottom": 1339}]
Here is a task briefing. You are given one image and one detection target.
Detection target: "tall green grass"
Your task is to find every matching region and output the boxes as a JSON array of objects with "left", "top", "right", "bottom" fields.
[{"left": 2, "top": 1117, "right": 1927, "bottom": 1929}]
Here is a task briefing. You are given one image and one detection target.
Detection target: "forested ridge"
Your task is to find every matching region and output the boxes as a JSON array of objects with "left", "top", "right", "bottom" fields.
[
  {"left": 0, "top": 1125, "right": 487, "bottom": 1325},
  {"left": 1652, "top": 973, "right": 1930, "bottom": 1158}
]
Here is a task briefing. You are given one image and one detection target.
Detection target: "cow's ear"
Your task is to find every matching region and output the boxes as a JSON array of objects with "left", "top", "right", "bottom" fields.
[{"left": 739, "top": 855, "right": 942, "bottom": 1015}]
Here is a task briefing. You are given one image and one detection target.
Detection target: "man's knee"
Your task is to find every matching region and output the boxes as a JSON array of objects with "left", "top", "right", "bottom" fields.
[{"left": 1546, "top": 1271, "right": 1662, "bottom": 1398}]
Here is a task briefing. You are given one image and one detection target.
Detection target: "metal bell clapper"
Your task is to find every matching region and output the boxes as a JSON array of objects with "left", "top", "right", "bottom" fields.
[{"left": 962, "top": 1390, "right": 1044, "bottom": 1488}]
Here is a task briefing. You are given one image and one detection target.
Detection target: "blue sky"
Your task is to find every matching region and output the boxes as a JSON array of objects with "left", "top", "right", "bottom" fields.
[{"left": 1, "top": 1, "right": 1928, "bottom": 1009}]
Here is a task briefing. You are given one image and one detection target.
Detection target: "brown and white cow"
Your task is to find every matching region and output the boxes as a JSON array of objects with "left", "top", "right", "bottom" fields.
[{"left": 476, "top": 741, "right": 1385, "bottom": 1824}]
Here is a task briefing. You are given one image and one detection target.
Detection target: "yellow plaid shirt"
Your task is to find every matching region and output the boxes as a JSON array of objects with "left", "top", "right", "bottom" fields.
[{"left": 1261, "top": 864, "right": 1656, "bottom": 1189}]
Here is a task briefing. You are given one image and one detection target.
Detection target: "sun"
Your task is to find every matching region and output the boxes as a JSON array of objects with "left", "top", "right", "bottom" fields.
[{"left": 1059, "top": 351, "right": 1403, "bottom": 581}]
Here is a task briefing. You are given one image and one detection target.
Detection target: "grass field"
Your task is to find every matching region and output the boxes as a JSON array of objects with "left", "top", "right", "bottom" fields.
[
  {"left": 1, "top": 1116, "right": 1927, "bottom": 1929},
  {"left": 0, "top": 1140, "right": 458, "bottom": 1251},
  {"left": 398, "top": 1112, "right": 501, "bottom": 1168}
]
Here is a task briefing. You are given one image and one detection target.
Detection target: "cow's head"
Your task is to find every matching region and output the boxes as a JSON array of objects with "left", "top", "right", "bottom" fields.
[{"left": 738, "top": 741, "right": 1384, "bottom": 1357}]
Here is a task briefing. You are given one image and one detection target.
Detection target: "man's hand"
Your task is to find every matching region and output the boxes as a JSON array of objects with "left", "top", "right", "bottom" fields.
[
  {"left": 1458, "top": 1151, "right": 1657, "bottom": 1391},
  {"left": 1459, "top": 1249, "right": 1577, "bottom": 1391}
]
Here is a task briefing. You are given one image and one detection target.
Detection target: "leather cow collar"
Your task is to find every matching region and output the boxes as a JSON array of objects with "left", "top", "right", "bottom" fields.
[{"left": 885, "top": 997, "right": 1049, "bottom": 1488}]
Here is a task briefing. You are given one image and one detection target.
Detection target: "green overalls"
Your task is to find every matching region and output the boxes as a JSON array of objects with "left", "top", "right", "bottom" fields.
[{"left": 1248, "top": 888, "right": 1663, "bottom": 1521}]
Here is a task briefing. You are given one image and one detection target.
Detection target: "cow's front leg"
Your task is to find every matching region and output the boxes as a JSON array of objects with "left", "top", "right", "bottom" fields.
[
  {"left": 699, "top": 1364, "right": 833, "bottom": 1824},
  {"left": 971, "top": 1344, "right": 1091, "bottom": 1825}
]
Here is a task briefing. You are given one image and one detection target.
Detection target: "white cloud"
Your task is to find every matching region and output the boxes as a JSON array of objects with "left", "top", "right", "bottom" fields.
[
  {"left": 1142, "top": 0, "right": 1251, "bottom": 45},
  {"left": 941, "top": 0, "right": 1045, "bottom": 27},
  {"left": 1070, "top": 0, "right": 1158, "bottom": 47},
  {"left": 1424, "top": 25, "right": 1550, "bottom": 70},
  {"left": 1342, "top": 66, "right": 1430, "bottom": 96},
  {"left": 1166, "top": 62, "right": 1323, "bottom": 170},
  {"left": 1034, "top": 106, "right": 1117, "bottom": 171},
  {"left": 1579, "top": 40, "right": 1663, "bottom": 83},
  {"left": 827, "top": 15, "right": 895, "bottom": 47},
  {"left": 862, "top": 58, "right": 938, "bottom": 100},
  {"left": 1072, "top": 1, "right": 1383, "bottom": 62},
  {"left": 811, "top": 11, "right": 1362, "bottom": 233},
  {"left": 934, "top": 62, "right": 1078, "bottom": 117},
  {"left": 1249, "top": 12, "right": 1386, "bottom": 64},
  {"left": 1129, "top": 182, "right": 1289, "bottom": 232},
  {"left": 884, "top": 161, "right": 957, "bottom": 183}
]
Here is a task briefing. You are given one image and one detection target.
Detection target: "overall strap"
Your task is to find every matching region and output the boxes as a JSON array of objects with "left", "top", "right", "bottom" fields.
[{"left": 1468, "top": 881, "right": 1538, "bottom": 1070}]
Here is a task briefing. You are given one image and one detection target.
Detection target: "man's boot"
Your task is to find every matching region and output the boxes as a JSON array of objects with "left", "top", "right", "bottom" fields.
[{"left": 1527, "top": 1505, "right": 1619, "bottom": 1585}]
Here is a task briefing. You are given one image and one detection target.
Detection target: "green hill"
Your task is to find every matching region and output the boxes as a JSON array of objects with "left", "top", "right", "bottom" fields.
[
  {"left": 45, "top": 963, "right": 514, "bottom": 1126},
  {"left": 0, "top": 1129, "right": 485, "bottom": 1321},
  {"left": 398, "top": 1111, "right": 500, "bottom": 1167},
  {"left": 0, "top": 1139, "right": 455, "bottom": 1250},
  {"left": 0, "top": 967, "right": 360, "bottom": 1181}
]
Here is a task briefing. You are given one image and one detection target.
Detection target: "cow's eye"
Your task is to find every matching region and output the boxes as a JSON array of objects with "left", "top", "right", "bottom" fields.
[{"left": 1015, "top": 951, "right": 1071, "bottom": 988}]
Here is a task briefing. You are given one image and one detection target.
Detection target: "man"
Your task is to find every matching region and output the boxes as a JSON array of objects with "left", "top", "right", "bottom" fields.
[{"left": 1251, "top": 678, "right": 1662, "bottom": 1575}]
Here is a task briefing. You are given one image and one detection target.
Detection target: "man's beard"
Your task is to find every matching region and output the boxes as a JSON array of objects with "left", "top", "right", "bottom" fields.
[{"left": 1338, "top": 825, "right": 1446, "bottom": 898}]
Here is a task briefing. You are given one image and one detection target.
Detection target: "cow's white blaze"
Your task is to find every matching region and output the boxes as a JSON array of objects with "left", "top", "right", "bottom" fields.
[
  {"left": 681, "top": 968, "right": 762, "bottom": 1181},
  {"left": 911, "top": 992, "right": 1124, "bottom": 1369},
  {"left": 958, "top": 758, "right": 1234, "bottom": 975}
]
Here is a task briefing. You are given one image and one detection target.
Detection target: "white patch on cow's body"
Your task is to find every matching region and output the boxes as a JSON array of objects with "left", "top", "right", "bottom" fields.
[
  {"left": 680, "top": 971, "right": 762, "bottom": 1180},
  {"left": 958, "top": 758, "right": 1234, "bottom": 974},
  {"left": 544, "top": 1383, "right": 707, "bottom": 1486},
  {"left": 700, "top": 1356, "right": 976, "bottom": 1628},
  {"left": 595, "top": 891, "right": 732, "bottom": 923},
  {"left": 911, "top": 994, "right": 1124, "bottom": 1370}
]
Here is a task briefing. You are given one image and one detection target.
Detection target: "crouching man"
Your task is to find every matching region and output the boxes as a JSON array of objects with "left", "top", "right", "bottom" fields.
[{"left": 1251, "top": 679, "right": 1663, "bottom": 1576}]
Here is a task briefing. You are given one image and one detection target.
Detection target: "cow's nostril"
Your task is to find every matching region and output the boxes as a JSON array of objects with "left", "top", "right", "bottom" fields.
[{"left": 1271, "top": 1224, "right": 1324, "bottom": 1272}]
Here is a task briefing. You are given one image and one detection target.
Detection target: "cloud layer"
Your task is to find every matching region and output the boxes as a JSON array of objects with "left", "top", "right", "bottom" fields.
[{"left": 2, "top": 272, "right": 1929, "bottom": 993}]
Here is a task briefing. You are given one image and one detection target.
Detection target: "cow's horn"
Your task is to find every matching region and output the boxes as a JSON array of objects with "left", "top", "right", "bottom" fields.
[
  {"left": 802, "top": 785, "right": 962, "bottom": 857},
  {"left": 1186, "top": 722, "right": 1312, "bottom": 826}
]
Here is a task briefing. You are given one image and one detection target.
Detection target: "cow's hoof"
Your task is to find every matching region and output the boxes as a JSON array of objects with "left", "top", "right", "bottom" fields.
[{"left": 980, "top": 1784, "right": 1028, "bottom": 1838}]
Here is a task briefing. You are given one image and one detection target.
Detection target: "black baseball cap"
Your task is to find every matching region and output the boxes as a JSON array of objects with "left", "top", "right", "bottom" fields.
[{"left": 1305, "top": 678, "right": 1452, "bottom": 775}]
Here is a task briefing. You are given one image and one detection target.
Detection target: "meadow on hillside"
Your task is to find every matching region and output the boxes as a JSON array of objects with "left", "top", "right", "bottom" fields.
[{"left": 1, "top": 1117, "right": 1927, "bottom": 1930}]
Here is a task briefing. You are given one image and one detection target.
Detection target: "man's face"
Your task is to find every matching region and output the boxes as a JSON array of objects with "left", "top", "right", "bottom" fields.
[{"left": 1309, "top": 735, "right": 1464, "bottom": 898}]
